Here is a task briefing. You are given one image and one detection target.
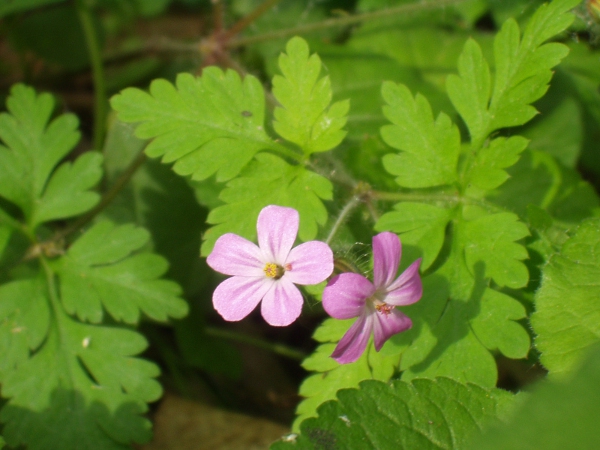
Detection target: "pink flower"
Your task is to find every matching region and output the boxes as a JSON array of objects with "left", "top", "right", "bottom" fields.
[
  {"left": 322, "top": 232, "right": 422, "bottom": 364},
  {"left": 206, "top": 205, "right": 334, "bottom": 326}
]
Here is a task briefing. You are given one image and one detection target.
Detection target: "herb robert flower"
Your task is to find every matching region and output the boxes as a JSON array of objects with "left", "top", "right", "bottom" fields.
[
  {"left": 207, "top": 205, "right": 334, "bottom": 326},
  {"left": 322, "top": 232, "right": 422, "bottom": 364}
]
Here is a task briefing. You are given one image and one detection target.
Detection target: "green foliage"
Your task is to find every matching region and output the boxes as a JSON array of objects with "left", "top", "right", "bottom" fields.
[
  {"left": 532, "top": 218, "right": 600, "bottom": 376},
  {"left": 273, "top": 36, "right": 349, "bottom": 155},
  {"left": 276, "top": 377, "right": 514, "bottom": 450},
  {"left": 0, "top": 86, "right": 188, "bottom": 449},
  {"left": 0, "top": 84, "right": 99, "bottom": 230},
  {"left": 469, "top": 343, "right": 600, "bottom": 450}
]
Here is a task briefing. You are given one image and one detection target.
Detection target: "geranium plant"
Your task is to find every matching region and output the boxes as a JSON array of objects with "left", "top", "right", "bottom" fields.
[{"left": 0, "top": 0, "right": 600, "bottom": 449}]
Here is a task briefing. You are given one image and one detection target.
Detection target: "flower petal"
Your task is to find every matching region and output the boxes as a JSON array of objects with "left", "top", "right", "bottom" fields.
[
  {"left": 207, "top": 233, "right": 264, "bottom": 277},
  {"left": 260, "top": 278, "right": 303, "bottom": 326},
  {"left": 212, "top": 276, "right": 273, "bottom": 321},
  {"left": 372, "top": 309, "right": 412, "bottom": 351},
  {"left": 331, "top": 313, "right": 372, "bottom": 364},
  {"left": 284, "top": 241, "right": 334, "bottom": 285},
  {"left": 372, "top": 232, "right": 401, "bottom": 289},
  {"left": 385, "top": 258, "right": 423, "bottom": 306},
  {"left": 322, "top": 273, "right": 375, "bottom": 320},
  {"left": 257, "top": 205, "right": 299, "bottom": 264}
]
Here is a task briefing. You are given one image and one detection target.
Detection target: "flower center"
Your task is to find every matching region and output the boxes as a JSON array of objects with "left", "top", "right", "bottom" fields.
[
  {"left": 264, "top": 263, "right": 286, "bottom": 279},
  {"left": 375, "top": 302, "right": 394, "bottom": 316}
]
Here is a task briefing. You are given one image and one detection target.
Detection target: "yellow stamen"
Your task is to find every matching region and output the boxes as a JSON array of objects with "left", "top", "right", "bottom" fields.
[{"left": 264, "top": 263, "right": 285, "bottom": 279}]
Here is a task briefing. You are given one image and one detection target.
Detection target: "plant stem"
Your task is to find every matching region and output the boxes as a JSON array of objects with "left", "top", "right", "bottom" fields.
[
  {"left": 76, "top": 0, "right": 107, "bottom": 151},
  {"left": 56, "top": 149, "right": 147, "bottom": 240},
  {"left": 223, "top": 0, "right": 282, "bottom": 41},
  {"left": 371, "top": 190, "right": 506, "bottom": 214},
  {"left": 204, "top": 326, "right": 307, "bottom": 361},
  {"left": 326, "top": 195, "right": 361, "bottom": 245},
  {"left": 228, "top": 0, "right": 470, "bottom": 48}
]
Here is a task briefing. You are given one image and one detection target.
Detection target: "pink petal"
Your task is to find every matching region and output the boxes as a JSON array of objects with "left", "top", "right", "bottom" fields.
[
  {"left": 212, "top": 276, "right": 273, "bottom": 321},
  {"left": 373, "top": 232, "right": 401, "bottom": 289},
  {"left": 207, "top": 233, "right": 264, "bottom": 277},
  {"left": 322, "top": 273, "right": 375, "bottom": 320},
  {"left": 257, "top": 205, "right": 299, "bottom": 264},
  {"left": 385, "top": 258, "right": 423, "bottom": 306},
  {"left": 260, "top": 278, "right": 303, "bottom": 326},
  {"left": 372, "top": 308, "right": 412, "bottom": 351},
  {"left": 284, "top": 241, "right": 334, "bottom": 285},
  {"left": 331, "top": 313, "right": 372, "bottom": 364}
]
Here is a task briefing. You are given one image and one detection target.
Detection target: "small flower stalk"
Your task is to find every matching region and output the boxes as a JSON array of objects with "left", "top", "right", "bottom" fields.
[
  {"left": 207, "top": 205, "right": 334, "bottom": 326},
  {"left": 322, "top": 232, "right": 422, "bottom": 364}
]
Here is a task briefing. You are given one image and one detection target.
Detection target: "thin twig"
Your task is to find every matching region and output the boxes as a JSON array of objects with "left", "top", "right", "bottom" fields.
[{"left": 223, "top": 0, "right": 282, "bottom": 41}]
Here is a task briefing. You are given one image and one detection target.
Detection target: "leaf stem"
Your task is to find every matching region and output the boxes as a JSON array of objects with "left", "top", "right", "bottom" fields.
[
  {"left": 56, "top": 149, "right": 147, "bottom": 240},
  {"left": 76, "top": 0, "right": 107, "bottom": 151},
  {"left": 325, "top": 195, "right": 361, "bottom": 245},
  {"left": 223, "top": 0, "right": 282, "bottom": 40},
  {"left": 228, "top": 0, "right": 470, "bottom": 48},
  {"left": 204, "top": 326, "right": 306, "bottom": 361}
]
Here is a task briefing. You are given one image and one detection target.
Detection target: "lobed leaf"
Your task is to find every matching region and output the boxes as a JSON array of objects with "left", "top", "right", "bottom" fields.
[
  {"left": 278, "top": 377, "right": 514, "bottom": 450},
  {"left": 272, "top": 36, "right": 349, "bottom": 155},
  {"left": 111, "top": 69, "right": 283, "bottom": 182},
  {"left": 202, "top": 153, "right": 332, "bottom": 255},
  {"left": 381, "top": 82, "right": 460, "bottom": 188},
  {"left": 532, "top": 218, "right": 600, "bottom": 376},
  {"left": 53, "top": 221, "right": 188, "bottom": 324}
]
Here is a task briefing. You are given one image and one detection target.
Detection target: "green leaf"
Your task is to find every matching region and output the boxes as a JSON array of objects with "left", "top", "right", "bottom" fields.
[
  {"left": 532, "top": 218, "right": 600, "bottom": 376},
  {"left": 381, "top": 82, "right": 460, "bottom": 188},
  {"left": 0, "top": 84, "right": 80, "bottom": 226},
  {"left": 0, "top": 277, "right": 161, "bottom": 449},
  {"left": 272, "top": 36, "right": 349, "bottom": 155},
  {"left": 53, "top": 221, "right": 188, "bottom": 324},
  {"left": 31, "top": 151, "right": 103, "bottom": 228},
  {"left": 375, "top": 203, "right": 454, "bottom": 270},
  {"left": 110, "top": 69, "right": 284, "bottom": 182},
  {"left": 293, "top": 318, "right": 398, "bottom": 431},
  {"left": 202, "top": 153, "right": 332, "bottom": 255},
  {"left": 462, "top": 212, "right": 530, "bottom": 289},
  {"left": 278, "top": 378, "right": 514, "bottom": 450},
  {"left": 468, "top": 343, "right": 600, "bottom": 450}
]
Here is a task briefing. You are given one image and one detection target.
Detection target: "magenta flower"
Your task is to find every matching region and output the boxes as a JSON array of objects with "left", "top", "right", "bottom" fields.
[
  {"left": 206, "top": 205, "right": 334, "bottom": 326},
  {"left": 322, "top": 232, "right": 422, "bottom": 364}
]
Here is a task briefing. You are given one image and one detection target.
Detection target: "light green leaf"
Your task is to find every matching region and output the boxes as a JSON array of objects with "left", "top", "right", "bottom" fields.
[
  {"left": 202, "top": 153, "right": 332, "bottom": 255},
  {"left": 462, "top": 212, "right": 530, "bottom": 289},
  {"left": 0, "top": 84, "right": 80, "bottom": 226},
  {"left": 532, "top": 218, "right": 600, "bottom": 376},
  {"left": 31, "top": 151, "right": 102, "bottom": 228},
  {"left": 469, "top": 343, "right": 600, "bottom": 450},
  {"left": 53, "top": 221, "right": 188, "bottom": 324},
  {"left": 381, "top": 82, "right": 460, "bottom": 188},
  {"left": 0, "top": 277, "right": 162, "bottom": 449},
  {"left": 273, "top": 36, "right": 349, "bottom": 155},
  {"left": 111, "top": 69, "right": 284, "bottom": 182},
  {"left": 375, "top": 202, "right": 454, "bottom": 270},
  {"left": 278, "top": 378, "right": 514, "bottom": 450}
]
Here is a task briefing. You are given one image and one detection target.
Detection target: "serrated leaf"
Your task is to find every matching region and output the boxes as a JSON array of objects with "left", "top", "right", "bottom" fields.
[
  {"left": 202, "top": 153, "right": 332, "bottom": 255},
  {"left": 532, "top": 218, "right": 600, "bottom": 376},
  {"left": 278, "top": 378, "right": 514, "bottom": 450},
  {"left": 469, "top": 343, "right": 600, "bottom": 450},
  {"left": 53, "top": 221, "right": 188, "bottom": 324},
  {"left": 0, "top": 277, "right": 161, "bottom": 449},
  {"left": 0, "top": 84, "right": 80, "bottom": 226},
  {"left": 111, "top": 69, "right": 284, "bottom": 182},
  {"left": 293, "top": 318, "right": 397, "bottom": 430},
  {"left": 466, "top": 136, "right": 529, "bottom": 191},
  {"left": 381, "top": 82, "right": 460, "bottom": 188},
  {"left": 272, "top": 36, "right": 349, "bottom": 154},
  {"left": 375, "top": 202, "right": 454, "bottom": 270},
  {"left": 31, "top": 151, "right": 103, "bottom": 228},
  {"left": 462, "top": 212, "right": 530, "bottom": 289}
]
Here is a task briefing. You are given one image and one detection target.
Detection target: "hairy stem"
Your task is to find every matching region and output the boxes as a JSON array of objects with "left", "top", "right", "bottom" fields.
[
  {"left": 223, "top": 0, "right": 282, "bottom": 40},
  {"left": 204, "top": 326, "right": 306, "bottom": 361},
  {"left": 371, "top": 190, "right": 506, "bottom": 214},
  {"left": 326, "top": 195, "right": 362, "bottom": 245},
  {"left": 76, "top": 0, "right": 107, "bottom": 151},
  {"left": 228, "top": 0, "right": 470, "bottom": 48}
]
